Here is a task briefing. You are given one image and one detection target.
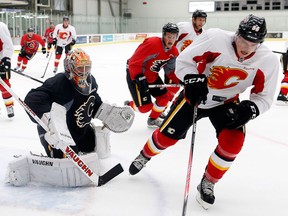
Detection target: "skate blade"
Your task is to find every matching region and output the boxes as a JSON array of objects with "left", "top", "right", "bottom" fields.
[{"left": 196, "top": 192, "right": 213, "bottom": 210}]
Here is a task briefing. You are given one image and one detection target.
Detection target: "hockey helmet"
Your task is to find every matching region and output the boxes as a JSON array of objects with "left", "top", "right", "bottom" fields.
[
  {"left": 64, "top": 48, "right": 92, "bottom": 94},
  {"left": 192, "top": 10, "right": 207, "bottom": 19},
  {"left": 237, "top": 14, "right": 267, "bottom": 43},
  {"left": 63, "top": 16, "right": 69, "bottom": 21},
  {"left": 27, "top": 27, "right": 34, "bottom": 33},
  {"left": 162, "top": 23, "right": 179, "bottom": 35}
]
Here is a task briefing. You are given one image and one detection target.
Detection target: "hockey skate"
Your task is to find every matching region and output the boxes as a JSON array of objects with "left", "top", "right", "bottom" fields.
[
  {"left": 14, "top": 66, "right": 20, "bottom": 71},
  {"left": 147, "top": 117, "right": 163, "bottom": 128},
  {"left": 159, "top": 112, "right": 167, "bottom": 119},
  {"left": 53, "top": 67, "right": 58, "bottom": 73},
  {"left": 18, "top": 68, "right": 25, "bottom": 73},
  {"left": 277, "top": 92, "right": 288, "bottom": 104},
  {"left": 129, "top": 151, "right": 150, "bottom": 175},
  {"left": 6, "top": 106, "right": 14, "bottom": 118},
  {"left": 46, "top": 53, "right": 49, "bottom": 58},
  {"left": 196, "top": 176, "right": 215, "bottom": 210}
]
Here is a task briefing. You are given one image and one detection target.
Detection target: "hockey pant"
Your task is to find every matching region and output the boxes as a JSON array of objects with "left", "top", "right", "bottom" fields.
[
  {"left": 126, "top": 72, "right": 172, "bottom": 119},
  {"left": 140, "top": 91, "right": 245, "bottom": 183}
]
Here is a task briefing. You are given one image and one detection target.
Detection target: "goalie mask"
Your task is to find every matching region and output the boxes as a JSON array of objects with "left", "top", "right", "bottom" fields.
[{"left": 64, "top": 48, "right": 92, "bottom": 95}]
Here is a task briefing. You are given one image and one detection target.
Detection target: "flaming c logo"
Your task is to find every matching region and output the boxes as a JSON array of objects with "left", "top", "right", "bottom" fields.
[
  {"left": 59, "top": 32, "right": 69, "bottom": 40},
  {"left": 26, "top": 41, "right": 36, "bottom": 49},
  {"left": 181, "top": 39, "right": 192, "bottom": 51},
  {"left": 208, "top": 66, "right": 248, "bottom": 89}
]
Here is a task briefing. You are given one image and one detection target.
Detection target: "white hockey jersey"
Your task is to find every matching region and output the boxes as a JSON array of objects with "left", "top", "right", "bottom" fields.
[
  {"left": 176, "top": 28, "right": 280, "bottom": 114},
  {"left": 0, "top": 22, "right": 14, "bottom": 59},
  {"left": 175, "top": 21, "right": 204, "bottom": 52},
  {"left": 53, "top": 24, "right": 77, "bottom": 47}
]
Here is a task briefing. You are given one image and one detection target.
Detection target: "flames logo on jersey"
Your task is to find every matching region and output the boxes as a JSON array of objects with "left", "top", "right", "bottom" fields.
[
  {"left": 150, "top": 58, "right": 170, "bottom": 72},
  {"left": 26, "top": 41, "right": 37, "bottom": 49},
  {"left": 181, "top": 39, "right": 192, "bottom": 51},
  {"left": 74, "top": 96, "right": 95, "bottom": 128},
  {"left": 208, "top": 66, "right": 248, "bottom": 89},
  {"left": 59, "top": 32, "right": 69, "bottom": 40}
]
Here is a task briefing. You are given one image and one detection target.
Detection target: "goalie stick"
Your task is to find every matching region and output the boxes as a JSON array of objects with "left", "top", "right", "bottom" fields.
[
  {"left": 11, "top": 68, "right": 44, "bottom": 84},
  {"left": 0, "top": 77, "right": 124, "bottom": 186},
  {"left": 148, "top": 84, "right": 183, "bottom": 88}
]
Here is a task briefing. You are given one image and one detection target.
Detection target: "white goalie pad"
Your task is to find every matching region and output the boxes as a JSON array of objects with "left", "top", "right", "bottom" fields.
[
  {"left": 5, "top": 153, "right": 100, "bottom": 187},
  {"left": 93, "top": 124, "right": 111, "bottom": 159},
  {"left": 95, "top": 103, "right": 135, "bottom": 133}
]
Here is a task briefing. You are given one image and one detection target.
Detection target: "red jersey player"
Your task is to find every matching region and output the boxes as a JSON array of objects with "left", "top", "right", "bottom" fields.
[
  {"left": 276, "top": 41, "right": 288, "bottom": 103},
  {"left": 0, "top": 21, "right": 14, "bottom": 118},
  {"left": 125, "top": 23, "right": 179, "bottom": 128},
  {"left": 14, "top": 27, "right": 46, "bottom": 72},
  {"left": 43, "top": 21, "right": 55, "bottom": 58}
]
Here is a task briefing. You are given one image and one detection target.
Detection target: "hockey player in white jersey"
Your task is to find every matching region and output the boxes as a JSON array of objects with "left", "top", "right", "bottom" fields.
[
  {"left": 175, "top": 10, "right": 207, "bottom": 52},
  {"left": 52, "top": 16, "right": 77, "bottom": 73},
  {"left": 129, "top": 14, "right": 280, "bottom": 209},
  {"left": 0, "top": 21, "right": 15, "bottom": 118}
]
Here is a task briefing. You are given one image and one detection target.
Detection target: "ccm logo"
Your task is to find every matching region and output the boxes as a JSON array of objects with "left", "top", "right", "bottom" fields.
[{"left": 184, "top": 77, "right": 205, "bottom": 84}]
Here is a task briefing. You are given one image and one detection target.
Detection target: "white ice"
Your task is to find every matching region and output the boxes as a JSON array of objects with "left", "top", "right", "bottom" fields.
[{"left": 0, "top": 41, "right": 287, "bottom": 216}]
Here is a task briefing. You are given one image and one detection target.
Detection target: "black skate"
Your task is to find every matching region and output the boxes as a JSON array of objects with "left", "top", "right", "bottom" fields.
[
  {"left": 147, "top": 117, "right": 163, "bottom": 128},
  {"left": 6, "top": 106, "right": 14, "bottom": 118},
  {"left": 196, "top": 176, "right": 215, "bottom": 210},
  {"left": 277, "top": 92, "right": 288, "bottom": 104},
  {"left": 129, "top": 151, "right": 150, "bottom": 175}
]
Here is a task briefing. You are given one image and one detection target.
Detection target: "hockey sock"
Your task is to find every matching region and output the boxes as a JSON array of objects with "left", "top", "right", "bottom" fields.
[{"left": 205, "top": 129, "right": 244, "bottom": 183}]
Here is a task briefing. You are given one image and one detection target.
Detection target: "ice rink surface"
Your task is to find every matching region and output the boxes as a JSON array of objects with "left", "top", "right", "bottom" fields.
[{"left": 0, "top": 41, "right": 287, "bottom": 216}]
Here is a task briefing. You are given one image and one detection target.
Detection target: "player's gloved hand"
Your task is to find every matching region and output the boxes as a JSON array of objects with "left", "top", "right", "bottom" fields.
[
  {"left": 134, "top": 74, "right": 149, "bottom": 93},
  {"left": 52, "top": 38, "right": 57, "bottom": 46},
  {"left": 226, "top": 100, "right": 259, "bottom": 129},
  {"left": 42, "top": 37, "right": 47, "bottom": 42},
  {"left": 70, "top": 39, "right": 76, "bottom": 46},
  {"left": 1, "top": 57, "right": 11, "bottom": 71},
  {"left": 42, "top": 47, "right": 46, "bottom": 54},
  {"left": 183, "top": 74, "right": 208, "bottom": 105}
]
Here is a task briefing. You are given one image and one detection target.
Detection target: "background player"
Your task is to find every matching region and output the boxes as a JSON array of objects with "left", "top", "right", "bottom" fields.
[
  {"left": 14, "top": 27, "right": 46, "bottom": 73},
  {"left": 125, "top": 23, "right": 179, "bottom": 128},
  {"left": 43, "top": 21, "right": 55, "bottom": 58},
  {"left": 52, "top": 16, "right": 77, "bottom": 73},
  {"left": 276, "top": 40, "right": 288, "bottom": 103},
  {"left": 129, "top": 14, "right": 279, "bottom": 209},
  {"left": 0, "top": 21, "right": 15, "bottom": 118}
]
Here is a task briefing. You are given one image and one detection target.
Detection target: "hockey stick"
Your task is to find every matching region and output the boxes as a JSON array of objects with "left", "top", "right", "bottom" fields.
[
  {"left": 149, "top": 84, "right": 183, "bottom": 88},
  {"left": 0, "top": 78, "right": 124, "bottom": 186},
  {"left": 11, "top": 69, "right": 44, "bottom": 84},
  {"left": 182, "top": 105, "right": 198, "bottom": 216},
  {"left": 41, "top": 50, "right": 53, "bottom": 78}
]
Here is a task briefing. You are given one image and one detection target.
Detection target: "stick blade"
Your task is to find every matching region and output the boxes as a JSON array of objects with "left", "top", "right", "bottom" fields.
[{"left": 98, "top": 163, "right": 124, "bottom": 186}]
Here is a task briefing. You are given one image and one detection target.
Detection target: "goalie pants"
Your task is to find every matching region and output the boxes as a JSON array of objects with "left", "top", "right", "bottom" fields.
[
  {"left": 141, "top": 91, "right": 245, "bottom": 183},
  {"left": 37, "top": 124, "right": 96, "bottom": 158}
]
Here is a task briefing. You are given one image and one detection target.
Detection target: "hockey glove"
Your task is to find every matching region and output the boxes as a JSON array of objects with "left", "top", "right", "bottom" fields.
[
  {"left": 52, "top": 38, "right": 57, "bottom": 46},
  {"left": 1, "top": 57, "right": 11, "bottom": 71},
  {"left": 42, "top": 47, "right": 46, "bottom": 54},
  {"left": 135, "top": 74, "right": 149, "bottom": 94},
  {"left": 226, "top": 100, "right": 259, "bottom": 129},
  {"left": 183, "top": 74, "right": 208, "bottom": 105},
  {"left": 70, "top": 39, "right": 76, "bottom": 46}
]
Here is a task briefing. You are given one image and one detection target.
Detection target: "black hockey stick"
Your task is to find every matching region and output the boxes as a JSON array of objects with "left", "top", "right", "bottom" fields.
[
  {"left": 0, "top": 77, "right": 124, "bottom": 186},
  {"left": 41, "top": 50, "right": 53, "bottom": 78},
  {"left": 11, "top": 69, "right": 44, "bottom": 84},
  {"left": 182, "top": 105, "right": 198, "bottom": 216}
]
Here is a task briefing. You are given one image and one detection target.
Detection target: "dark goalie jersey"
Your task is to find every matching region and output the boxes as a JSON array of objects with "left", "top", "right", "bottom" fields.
[{"left": 24, "top": 73, "right": 102, "bottom": 150}]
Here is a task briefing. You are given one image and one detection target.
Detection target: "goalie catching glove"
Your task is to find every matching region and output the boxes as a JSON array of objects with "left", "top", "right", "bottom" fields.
[
  {"left": 94, "top": 102, "right": 135, "bottom": 133},
  {"left": 44, "top": 103, "right": 76, "bottom": 150}
]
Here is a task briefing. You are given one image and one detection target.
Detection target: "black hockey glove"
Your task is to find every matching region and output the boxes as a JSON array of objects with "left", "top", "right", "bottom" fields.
[
  {"left": 42, "top": 47, "right": 47, "bottom": 54},
  {"left": 1, "top": 57, "right": 11, "bottom": 71},
  {"left": 70, "top": 39, "right": 76, "bottom": 46},
  {"left": 52, "top": 38, "right": 57, "bottom": 46},
  {"left": 135, "top": 74, "right": 149, "bottom": 93},
  {"left": 226, "top": 100, "right": 259, "bottom": 129},
  {"left": 183, "top": 74, "right": 208, "bottom": 105}
]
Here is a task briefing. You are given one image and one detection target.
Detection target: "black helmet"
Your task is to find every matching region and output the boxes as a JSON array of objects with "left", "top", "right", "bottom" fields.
[
  {"left": 50, "top": 21, "right": 54, "bottom": 25},
  {"left": 192, "top": 10, "right": 207, "bottom": 19},
  {"left": 27, "top": 27, "right": 34, "bottom": 32},
  {"left": 162, "top": 23, "right": 179, "bottom": 35},
  {"left": 63, "top": 16, "right": 69, "bottom": 21},
  {"left": 237, "top": 14, "right": 267, "bottom": 43}
]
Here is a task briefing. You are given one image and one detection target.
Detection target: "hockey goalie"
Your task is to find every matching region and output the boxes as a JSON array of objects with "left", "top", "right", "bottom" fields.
[{"left": 5, "top": 48, "right": 135, "bottom": 187}]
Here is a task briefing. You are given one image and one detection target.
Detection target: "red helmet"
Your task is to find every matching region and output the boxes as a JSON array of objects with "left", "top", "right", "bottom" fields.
[{"left": 64, "top": 48, "right": 92, "bottom": 93}]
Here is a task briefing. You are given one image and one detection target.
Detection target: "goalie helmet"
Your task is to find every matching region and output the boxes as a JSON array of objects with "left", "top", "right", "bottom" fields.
[
  {"left": 64, "top": 48, "right": 92, "bottom": 95},
  {"left": 192, "top": 10, "right": 207, "bottom": 19},
  {"left": 162, "top": 23, "right": 179, "bottom": 35},
  {"left": 237, "top": 14, "right": 267, "bottom": 43}
]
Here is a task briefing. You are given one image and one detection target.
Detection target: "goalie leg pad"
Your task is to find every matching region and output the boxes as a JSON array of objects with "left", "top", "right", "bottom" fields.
[
  {"left": 93, "top": 125, "right": 111, "bottom": 159},
  {"left": 5, "top": 153, "right": 100, "bottom": 187},
  {"left": 94, "top": 102, "right": 135, "bottom": 133}
]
